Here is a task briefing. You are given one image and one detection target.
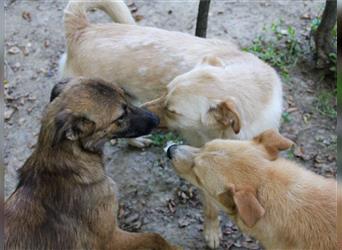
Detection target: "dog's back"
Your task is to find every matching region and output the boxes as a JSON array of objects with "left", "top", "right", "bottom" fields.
[
  {"left": 255, "top": 159, "right": 337, "bottom": 250},
  {"left": 5, "top": 165, "right": 117, "bottom": 250}
]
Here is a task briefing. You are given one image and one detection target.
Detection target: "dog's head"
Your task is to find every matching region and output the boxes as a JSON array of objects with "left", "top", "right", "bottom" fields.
[
  {"left": 41, "top": 77, "right": 159, "bottom": 152},
  {"left": 144, "top": 55, "right": 241, "bottom": 146},
  {"left": 167, "top": 129, "right": 293, "bottom": 228}
]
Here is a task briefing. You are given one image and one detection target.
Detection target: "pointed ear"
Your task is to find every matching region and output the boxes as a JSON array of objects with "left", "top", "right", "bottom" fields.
[
  {"left": 201, "top": 55, "right": 225, "bottom": 67},
  {"left": 52, "top": 110, "right": 95, "bottom": 147},
  {"left": 253, "top": 129, "right": 294, "bottom": 160},
  {"left": 50, "top": 78, "right": 71, "bottom": 102},
  {"left": 211, "top": 100, "right": 241, "bottom": 134},
  {"left": 233, "top": 187, "right": 265, "bottom": 228}
]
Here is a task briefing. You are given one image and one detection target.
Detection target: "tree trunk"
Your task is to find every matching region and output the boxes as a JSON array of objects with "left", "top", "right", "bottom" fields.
[
  {"left": 314, "top": 0, "right": 337, "bottom": 68},
  {"left": 195, "top": 0, "right": 211, "bottom": 38}
]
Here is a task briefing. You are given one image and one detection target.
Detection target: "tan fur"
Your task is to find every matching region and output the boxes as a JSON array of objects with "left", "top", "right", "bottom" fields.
[
  {"left": 169, "top": 129, "right": 338, "bottom": 250},
  {"left": 5, "top": 77, "right": 178, "bottom": 250}
]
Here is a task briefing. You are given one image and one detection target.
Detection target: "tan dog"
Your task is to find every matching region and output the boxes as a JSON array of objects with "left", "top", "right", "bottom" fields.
[
  {"left": 167, "top": 129, "right": 338, "bottom": 250},
  {"left": 5, "top": 77, "right": 179, "bottom": 250},
  {"left": 60, "top": 0, "right": 283, "bottom": 148}
]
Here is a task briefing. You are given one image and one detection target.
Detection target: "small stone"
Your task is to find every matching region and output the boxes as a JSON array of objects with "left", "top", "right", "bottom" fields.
[
  {"left": 178, "top": 217, "right": 190, "bottom": 228},
  {"left": 5, "top": 108, "right": 15, "bottom": 120},
  {"left": 110, "top": 139, "right": 117, "bottom": 145},
  {"left": 11, "top": 62, "right": 21, "bottom": 72},
  {"left": 8, "top": 46, "right": 20, "bottom": 55}
]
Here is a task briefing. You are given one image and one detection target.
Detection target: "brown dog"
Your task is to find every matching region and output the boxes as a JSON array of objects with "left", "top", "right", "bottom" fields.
[
  {"left": 5, "top": 77, "right": 178, "bottom": 250},
  {"left": 167, "top": 129, "right": 338, "bottom": 250}
]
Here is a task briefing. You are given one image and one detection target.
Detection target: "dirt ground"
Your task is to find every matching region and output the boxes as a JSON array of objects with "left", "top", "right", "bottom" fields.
[{"left": 4, "top": 0, "right": 336, "bottom": 249}]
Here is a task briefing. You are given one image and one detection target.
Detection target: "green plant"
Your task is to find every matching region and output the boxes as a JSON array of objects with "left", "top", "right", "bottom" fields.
[
  {"left": 314, "top": 90, "right": 337, "bottom": 118},
  {"left": 244, "top": 20, "right": 301, "bottom": 79},
  {"left": 281, "top": 111, "right": 292, "bottom": 123},
  {"left": 148, "top": 132, "right": 183, "bottom": 147}
]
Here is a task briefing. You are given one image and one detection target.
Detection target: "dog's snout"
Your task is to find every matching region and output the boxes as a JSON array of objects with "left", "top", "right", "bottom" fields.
[{"left": 166, "top": 144, "right": 178, "bottom": 159}]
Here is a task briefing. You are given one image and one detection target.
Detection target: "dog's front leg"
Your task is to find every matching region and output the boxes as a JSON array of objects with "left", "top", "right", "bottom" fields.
[{"left": 202, "top": 193, "right": 222, "bottom": 249}]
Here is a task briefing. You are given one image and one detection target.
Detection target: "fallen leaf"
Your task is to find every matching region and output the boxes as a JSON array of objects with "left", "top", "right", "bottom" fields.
[
  {"left": 287, "top": 107, "right": 298, "bottom": 113},
  {"left": 134, "top": 14, "right": 144, "bottom": 22},
  {"left": 303, "top": 113, "right": 311, "bottom": 124},
  {"left": 300, "top": 14, "right": 311, "bottom": 20},
  {"left": 44, "top": 40, "right": 50, "bottom": 48},
  {"left": 167, "top": 199, "right": 176, "bottom": 213},
  {"left": 22, "top": 11, "right": 32, "bottom": 22}
]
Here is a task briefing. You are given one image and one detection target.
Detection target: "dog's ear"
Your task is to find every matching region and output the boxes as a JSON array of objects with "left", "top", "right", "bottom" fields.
[
  {"left": 210, "top": 100, "right": 241, "bottom": 134},
  {"left": 218, "top": 185, "right": 265, "bottom": 228},
  {"left": 217, "top": 184, "right": 236, "bottom": 212},
  {"left": 52, "top": 109, "right": 95, "bottom": 147},
  {"left": 50, "top": 78, "right": 71, "bottom": 102},
  {"left": 200, "top": 55, "right": 225, "bottom": 67},
  {"left": 253, "top": 129, "right": 294, "bottom": 160}
]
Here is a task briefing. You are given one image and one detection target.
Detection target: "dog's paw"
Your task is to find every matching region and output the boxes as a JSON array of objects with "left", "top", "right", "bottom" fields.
[
  {"left": 204, "top": 222, "right": 222, "bottom": 249},
  {"left": 128, "top": 137, "right": 153, "bottom": 148}
]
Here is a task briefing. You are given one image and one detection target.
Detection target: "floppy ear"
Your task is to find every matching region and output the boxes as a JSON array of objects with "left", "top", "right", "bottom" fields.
[
  {"left": 210, "top": 100, "right": 241, "bottom": 134},
  {"left": 233, "top": 187, "right": 265, "bottom": 228},
  {"left": 50, "top": 78, "right": 71, "bottom": 102},
  {"left": 218, "top": 185, "right": 265, "bottom": 228},
  {"left": 217, "top": 185, "right": 237, "bottom": 212},
  {"left": 253, "top": 129, "right": 294, "bottom": 160},
  {"left": 201, "top": 55, "right": 225, "bottom": 67},
  {"left": 52, "top": 109, "right": 95, "bottom": 147}
]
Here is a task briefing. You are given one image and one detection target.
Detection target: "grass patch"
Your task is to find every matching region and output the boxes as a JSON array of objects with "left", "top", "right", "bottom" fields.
[
  {"left": 314, "top": 90, "right": 337, "bottom": 119},
  {"left": 148, "top": 131, "right": 183, "bottom": 147},
  {"left": 244, "top": 20, "right": 301, "bottom": 79},
  {"left": 281, "top": 111, "right": 292, "bottom": 124}
]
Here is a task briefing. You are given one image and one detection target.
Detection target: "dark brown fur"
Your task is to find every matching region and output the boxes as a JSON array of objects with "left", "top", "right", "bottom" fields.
[{"left": 5, "top": 77, "right": 177, "bottom": 250}]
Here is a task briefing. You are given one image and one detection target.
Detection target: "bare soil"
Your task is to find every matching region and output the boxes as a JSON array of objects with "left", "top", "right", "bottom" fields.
[{"left": 4, "top": 1, "right": 336, "bottom": 249}]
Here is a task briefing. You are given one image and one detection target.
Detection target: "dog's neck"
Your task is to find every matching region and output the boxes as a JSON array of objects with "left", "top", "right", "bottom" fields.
[{"left": 17, "top": 124, "right": 106, "bottom": 190}]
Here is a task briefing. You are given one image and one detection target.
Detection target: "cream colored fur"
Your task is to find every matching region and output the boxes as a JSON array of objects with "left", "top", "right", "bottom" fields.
[{"left": 170, "top": 129, "right": 338, "bottom": 250}]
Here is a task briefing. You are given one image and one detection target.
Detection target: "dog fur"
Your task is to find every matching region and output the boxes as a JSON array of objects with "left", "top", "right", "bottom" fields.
[
  {"left": 5, "top": 77, "right": 178, "bottom": 250},
  {"left": 60, "top": 1, "right": 283, "bottom": 247},
  {"left": 60, "top": 0, "right": 282, "bottom": 146},
  {"left": 168, "top": 129, "right": 338, "bottom": 250}
]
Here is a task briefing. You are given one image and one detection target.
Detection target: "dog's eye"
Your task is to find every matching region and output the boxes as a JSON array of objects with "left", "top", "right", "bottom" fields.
[
  {"left": 166, "top": 107, "right": 177, "bottom": 114},
  {"left": 113, "top": 105, "right": 128, "bottom": 124}
]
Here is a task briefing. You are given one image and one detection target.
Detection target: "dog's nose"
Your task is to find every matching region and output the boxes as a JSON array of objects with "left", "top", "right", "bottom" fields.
[
  {"left": 151, "top": 114, "right": 160, "bottom": 127},
  {"left": 166, "top": 144, "right": 178, "bottom": 159}
]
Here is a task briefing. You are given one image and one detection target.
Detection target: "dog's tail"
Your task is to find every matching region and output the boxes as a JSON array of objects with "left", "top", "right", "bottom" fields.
[{"left": 64, "top": 0, "right": 135, "bottom": 38}]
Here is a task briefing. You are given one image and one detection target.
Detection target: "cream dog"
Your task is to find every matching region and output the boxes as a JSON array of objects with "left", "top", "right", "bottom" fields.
[
  {"left": 60, "top": 0, "right": 282, "bottom": 146},
  {"left": 167, "top": 129, "right": 338, "bottom": 250},
  {"left": 60, "top": 1, "right": 283, "bottom": 247}
]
